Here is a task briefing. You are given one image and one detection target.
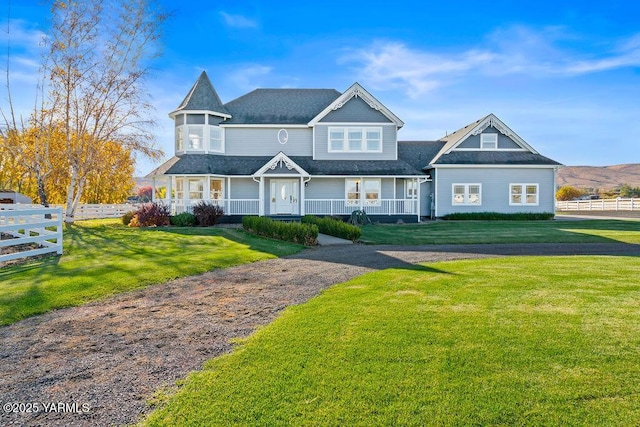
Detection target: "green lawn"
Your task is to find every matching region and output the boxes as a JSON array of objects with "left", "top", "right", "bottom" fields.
[
  {"left": 142, "top": 255, "right": 640, "bottom": 426},
  {"left": 0, "top": 219, "right": 302, "bottom": 326},
  {"left": 360, "top": 219, "right": 640, "bottom": 245}
]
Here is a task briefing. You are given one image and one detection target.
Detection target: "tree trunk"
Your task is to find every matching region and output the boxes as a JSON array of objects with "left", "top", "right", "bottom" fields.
[
  {"left": 36, "top": 175, "right": 49, "bottom": 207},
  {"left": 65, "top": 168, "right": 78, "bottom": 224}
]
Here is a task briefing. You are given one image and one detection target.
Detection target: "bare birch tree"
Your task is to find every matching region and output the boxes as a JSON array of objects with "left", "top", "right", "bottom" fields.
[{"left": 46, "top": 0, "right": 165, "bottom": 222}]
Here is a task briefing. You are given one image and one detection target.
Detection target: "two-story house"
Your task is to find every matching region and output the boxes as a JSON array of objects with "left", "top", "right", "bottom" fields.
[{"left": 147, "top": 71, "right": 561, "bottom": 221}]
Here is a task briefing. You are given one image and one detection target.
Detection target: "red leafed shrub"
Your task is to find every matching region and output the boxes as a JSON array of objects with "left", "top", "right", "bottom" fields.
[
  {"left": 129, "top": 202, "right": 171, "bottom": 227},
  {"left": 192, "top": 201, "right": 224, "bottom": 226}
]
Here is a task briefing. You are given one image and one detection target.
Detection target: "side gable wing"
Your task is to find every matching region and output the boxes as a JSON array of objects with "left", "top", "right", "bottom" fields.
[{"left": 429, "top": 114, "right": 539, "bottom": 165}]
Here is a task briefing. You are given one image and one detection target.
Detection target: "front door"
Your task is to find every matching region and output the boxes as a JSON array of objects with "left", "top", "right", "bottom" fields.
[{"left": 274, "top": 179, "right": 297, "bottom": 214}]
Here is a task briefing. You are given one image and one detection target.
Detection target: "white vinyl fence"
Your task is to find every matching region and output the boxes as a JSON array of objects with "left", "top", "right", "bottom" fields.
[
  {"left": 64, "top": 203, "right": 136, "bottom": 219},
  {"left": 0, "top": 206, "right": 63, "bottom": 263},
  {"left": 556, "top": 198, "right": 639, "bottom": 212}
]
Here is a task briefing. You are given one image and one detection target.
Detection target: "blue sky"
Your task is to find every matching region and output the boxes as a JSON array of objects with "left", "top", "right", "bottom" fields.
[{"left": 2, "top": 1, "right": 640, "bottom": 175}]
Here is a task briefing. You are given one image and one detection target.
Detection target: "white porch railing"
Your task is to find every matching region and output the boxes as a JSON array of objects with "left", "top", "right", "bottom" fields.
[
  {"left": 305, "top": 199, "right": 419, "bottom": 216},
  {"left": 556, "top": 198, "right": 639, "bottom": 211},
  {"left": 171, "top": 199, "right": 260, "bottom": 215},
  {"left": 0, "top": 206, "right": 63, "bottom": 263}
]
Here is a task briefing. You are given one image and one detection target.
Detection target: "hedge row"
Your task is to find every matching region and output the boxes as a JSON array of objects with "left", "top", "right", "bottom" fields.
[
  {"left": 242, "top": 216, "right": 318, "bottom": 246},
  {"left": 302, "top": 215, "right": 361, "bottom": 242},
  {"left": 442, "top": 212, "right": 555, "bottom": 221}
]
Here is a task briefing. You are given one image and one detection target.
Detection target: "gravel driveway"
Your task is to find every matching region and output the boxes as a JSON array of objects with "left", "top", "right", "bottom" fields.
[{"left": 1, "top": 242, "right": 639, "bottom": 426}]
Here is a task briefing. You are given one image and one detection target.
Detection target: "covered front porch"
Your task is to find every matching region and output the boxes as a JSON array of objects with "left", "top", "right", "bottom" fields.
[{"left": 150, "top": 153, "right": 426, "bottom": 220}]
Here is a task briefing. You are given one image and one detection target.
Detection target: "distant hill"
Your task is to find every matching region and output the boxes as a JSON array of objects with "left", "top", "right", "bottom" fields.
[{"left": 557, "top": 164, "right": 640, "bottom": 191}]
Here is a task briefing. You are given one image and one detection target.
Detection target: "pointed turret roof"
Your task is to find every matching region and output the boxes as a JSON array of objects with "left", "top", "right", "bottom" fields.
[{"left": 172, "top": 71, "right": 230, "bottom": 117}]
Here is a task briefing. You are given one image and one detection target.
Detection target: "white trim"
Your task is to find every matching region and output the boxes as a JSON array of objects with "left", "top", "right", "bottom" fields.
[
  {"left": 314, "top": 122, "right": 396, "bottom": 126},
  {"left": 509, "top": 183, "right": 539, "bottom": 206},
  {"left": 169, "top": 109, "right": 231, "bottom": 120},
  {"left": 431, "top": 164, "right": 558, "bottom": 169},
  {"left": 454, "top": 148, "right": 528, "bottom": 152},
  {"left": 252, "top": 152, "right": 310, "bottom": 177},
  {"left": 308, "top": 82, "right": 404, "bottom": 127},
  {"left": 220, "top": 124, "right": 309, "bottom": 128}
]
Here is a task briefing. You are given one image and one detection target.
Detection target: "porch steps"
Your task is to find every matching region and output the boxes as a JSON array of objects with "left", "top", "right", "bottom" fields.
[{"left": 268, "top": 215, "right": 303, "bottom": 222}]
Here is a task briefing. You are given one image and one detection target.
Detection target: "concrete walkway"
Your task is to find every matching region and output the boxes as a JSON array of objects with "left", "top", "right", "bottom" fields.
[{"left": 317, "top": 233, "right": 353, "bottom": 245}]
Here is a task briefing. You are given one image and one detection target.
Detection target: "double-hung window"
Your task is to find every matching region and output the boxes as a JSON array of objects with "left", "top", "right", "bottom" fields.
[
  {"left": 210, "top": 179, "right": 224, "bottom": 200},
  {"left": 481, "top": 133, "right": 498, "bottom": 149},
  {"left": 209, "top": 126, "right": 223, "bottom": 152},
  {"left": 345, "top": 179, "right": 361, "bottom": 205},
  {"left": 510, "top": 184, "right": 538, "bottom": 205},
  {"left": 345, "top": 178, "right": 381, "bottom": 206},
  {"left": 452, "top": 184, "right": 481, "bottom": 205},
  {"left": 328, "top": 127, "right": 382, "bottom": 152}
]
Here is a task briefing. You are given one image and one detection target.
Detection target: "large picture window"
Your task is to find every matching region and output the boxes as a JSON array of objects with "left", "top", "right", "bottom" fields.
[
  {"left": 329, "top": 127, "right": 383, "bottom": 152},
  {"left": 510, "top": 184, "right": 538, "bottom": 205},
  {"left": 452, "top": 184, "right": 481, "bottom": 205}
]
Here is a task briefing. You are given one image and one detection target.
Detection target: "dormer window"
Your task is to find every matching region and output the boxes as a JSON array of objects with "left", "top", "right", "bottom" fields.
[
  {"left": 481, "top": 133, "right": 498, "bottom": 149},
  {"left": 174, "top": 113, "right": 225, "bottom": 154}
]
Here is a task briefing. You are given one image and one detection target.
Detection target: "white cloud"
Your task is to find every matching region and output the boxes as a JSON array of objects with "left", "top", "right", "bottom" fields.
[
  {"left": 219, "top": 11, "right": 258, "bottom": 29},
  {"left": 228, "top": 64, "right": 273, "bottom": 91},
  {"left": 343, "top": 27, "right": 640, "bottom": 96}
]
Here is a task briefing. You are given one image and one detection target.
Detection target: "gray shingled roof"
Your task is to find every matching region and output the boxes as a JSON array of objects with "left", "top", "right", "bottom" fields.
[
  {"left": 433, "top": 151, "right": 561, "bottom": 165},
  {"left": 147, "top": 154, "right": 424, "bottom": 177},
  {"left": 397, "top": 140, "right": 446, "bottom": 171},
  {"left": 224, "top": 89, "right": 341, "bottom": 124},
  {"left": 174, "top": 71, "right": 230, "bottom": 116}
]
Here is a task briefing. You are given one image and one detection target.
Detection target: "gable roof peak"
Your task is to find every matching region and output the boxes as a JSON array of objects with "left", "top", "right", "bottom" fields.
[
  {"left": 308, "top": 82, "right": 404, "bottom": 127},
  {"left": 172, "top": 71, "right": 230, "bottom": 117}
]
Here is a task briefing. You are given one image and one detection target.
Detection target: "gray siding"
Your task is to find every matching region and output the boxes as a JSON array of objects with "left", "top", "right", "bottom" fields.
[
  {"left": 434, "top": 167, "right": 556, "bottom": 217},
  {"left": 314, "top": 124, "right": 397, "bottom": 160},
  {"left": 224, "top": 127, "right": 312, "bottom": 156},
  {"left": 456, "top": 127, "right": 522, "bottom": 149},
  {"left": 305, "top": 178, "right": 344, "bottom": 199},
  {"left": 319, "top": 96, "right": 392, "bottom": 123},
  {"left": 230, "top": 178, "right": 258, "bottom": 199}
]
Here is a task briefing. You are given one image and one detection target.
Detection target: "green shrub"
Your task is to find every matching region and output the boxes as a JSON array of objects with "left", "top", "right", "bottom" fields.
[
  {"left": 302, "top": 215, "right": 361, "bottom": 242},
  {"left": 442, "top": 212, "right": 555, "bottom": 221},
  {"left": 121, "top": 211, "right": 135, "bottom": 226},
  {"left": 129, "top": 203, "right": 171, "bottom": 227},
  {"left": 170, "top": 212, "right": 197, "bottom": 227},
  {"left": 242, "top": 216, "right": 318, "bottom": 246},
  {"left": 348, "top": 210, "right": 371, "bottom": 226},
  {"left": 192, "top": 201, "right": 225, "bottom": 226}
]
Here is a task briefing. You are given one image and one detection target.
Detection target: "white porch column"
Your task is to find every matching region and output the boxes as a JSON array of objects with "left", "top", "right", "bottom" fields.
[
  {"left": 166, "top": 177, "right": 173, "bottom": 214},
  {"left": 393, "top": 177, "right": 397, "bottom": 215},
  {"left": 204, "top": 176, "right": 211, "bottom": 202},
  {"left": 226, "top": 177, "right": 231, "bottom": 214},
  {"left": 300, "top": 176, "right": 305, "bottom": 216},
  {"left": 259, "top": 177, "right": 265, "bottom": 216},
  {"left": 151, "top": 177, "right": 156, "bottom": 202},
  {"left": 359, "top": 176, "right": 364, "bottom": 211},
  {"left": 416, "top": 178, "right": 421, "bottom": 221}
]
